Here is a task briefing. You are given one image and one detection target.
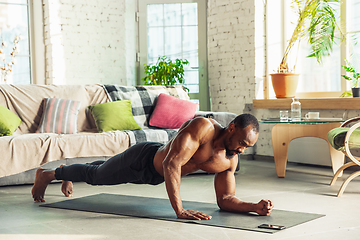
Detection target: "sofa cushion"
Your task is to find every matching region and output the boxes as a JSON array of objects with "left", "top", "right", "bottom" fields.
[
  {"left": 195, "top": 111, "right": 238, "bottom": 127},
  {"left": 125, "top": 128, "right": 178, "bottom": 146},
  {"left": 0, "top": 104, "right": 22, "bottom": 136},
  {"left": 149, "top": 93, "right": 197, "bottom": 129},
  {"left": 37, "top": 98, "right": 81, "bottom": 134},
  {"left": 103, "top": 85, "right": 190, "bottom": 128},
  {"left": 88, "top": 100, "right": 141, "bottom": 132}
]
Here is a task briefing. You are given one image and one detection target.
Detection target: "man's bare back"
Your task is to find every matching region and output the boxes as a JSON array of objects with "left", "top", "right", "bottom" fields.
[{"left": 32, "top": 114, "right": 273, "bottom": 220}]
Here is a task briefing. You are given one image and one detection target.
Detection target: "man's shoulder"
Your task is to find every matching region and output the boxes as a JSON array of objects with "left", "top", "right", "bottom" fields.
[
  {"left": 176, "top": 117, "right": 217, "bottom": 145},
  {"left": 191, "top": 116, "right": 221, "bottom": 129},
  {"left": 189, "top": 117, "right": 219, "bottom": 136}
]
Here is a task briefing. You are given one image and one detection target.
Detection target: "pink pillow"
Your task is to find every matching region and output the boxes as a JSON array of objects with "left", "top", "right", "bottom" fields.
[{"left": 149, "top": 93, "right": 198, "bottom": 129}]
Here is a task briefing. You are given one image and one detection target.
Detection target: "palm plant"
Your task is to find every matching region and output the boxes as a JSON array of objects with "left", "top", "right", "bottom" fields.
[{"left": 278, "top": 0, "right": 343, "bottom": 73}]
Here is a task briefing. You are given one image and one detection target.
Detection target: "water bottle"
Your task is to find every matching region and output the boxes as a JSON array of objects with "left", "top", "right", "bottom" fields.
[{"left": 291, "top": 98, "right": 301, "bottom": 121}]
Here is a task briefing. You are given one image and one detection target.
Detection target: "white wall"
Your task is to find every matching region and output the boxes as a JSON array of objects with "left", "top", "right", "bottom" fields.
[
  {"left": 43, "top": 0, "right": 136, "bottom": 85},
  {"left": 207, "top": 0, "right": 255, "bottom": 113}
]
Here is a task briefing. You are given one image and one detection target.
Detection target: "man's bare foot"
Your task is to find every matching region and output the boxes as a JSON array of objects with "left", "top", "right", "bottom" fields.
[
  {"left": 31, "top": 168, "right": 56, "bottom": 202},
  {"left": 60, "top": 165, "right": 73, "bottom": 197}
]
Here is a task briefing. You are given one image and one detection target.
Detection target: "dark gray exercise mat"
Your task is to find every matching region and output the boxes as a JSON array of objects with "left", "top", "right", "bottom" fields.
[{"left": 41, "top": 193, "right": 325, "bottom": 234}]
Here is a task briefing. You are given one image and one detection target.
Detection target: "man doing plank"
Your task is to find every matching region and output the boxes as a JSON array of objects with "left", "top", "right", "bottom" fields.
[{"left": 32, "top": 113, "right": 273, "bottom": 220}]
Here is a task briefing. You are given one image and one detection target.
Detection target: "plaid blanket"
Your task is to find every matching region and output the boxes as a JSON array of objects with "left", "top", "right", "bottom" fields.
[{"left": 103, "top": 84, "right": 187, "bottom": 145}]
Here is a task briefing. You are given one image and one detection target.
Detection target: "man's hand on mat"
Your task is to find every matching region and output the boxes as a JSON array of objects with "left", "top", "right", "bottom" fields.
[
  {"left": 255, "top": 200, "right": 273, "bottom": 216},
  {"left": 177, "top": 209, "right": 212, "bottom": 220}
]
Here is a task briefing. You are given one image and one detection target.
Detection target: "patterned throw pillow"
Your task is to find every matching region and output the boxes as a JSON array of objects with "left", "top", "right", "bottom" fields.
[
  {"left": 37, "top": 98, "right": 81, "bottom": 134},
  {"left": 149, "top": 93, "right": 198, "bottom": 129}
]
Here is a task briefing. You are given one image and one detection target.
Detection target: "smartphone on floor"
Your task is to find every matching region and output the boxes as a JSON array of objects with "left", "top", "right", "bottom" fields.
[{"left": 258, "top": 224, "right": 286, "bottom": 230}]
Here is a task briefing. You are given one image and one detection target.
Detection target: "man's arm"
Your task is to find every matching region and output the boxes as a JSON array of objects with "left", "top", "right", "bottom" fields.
[
  {"left": 214, "top": 157, "right": 273, "bottom": 216},
  {"left": 163, "top": 118, "right": 213, "bottom": 220}
]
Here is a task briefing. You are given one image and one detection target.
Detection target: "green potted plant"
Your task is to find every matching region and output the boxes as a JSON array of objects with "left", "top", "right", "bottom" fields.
[
  {"left": 141, "top": 56, "right": 189, "bottom": 90},
  {"left": 271, "top": 0, "right": 343, "bottom": 98},
  {"left": 340, "top": 60, "right": 360, "bottom": 97}
]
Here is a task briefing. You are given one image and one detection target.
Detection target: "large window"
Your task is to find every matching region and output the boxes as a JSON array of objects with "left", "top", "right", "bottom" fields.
[
  {"left": 138, "top": 0, "right": 209, "bottom": 110},
  {"left": 146, "top": 3, "right": 199, "bottom": 92},
  {"left": 256, "top": 0, "right": 360, "bottom": 99},
  {"left": 347, "top": 0, "right": 360, "bottom": 78},
  {"left": 0, "top": 0, "right": 31, "bottom": 84}
]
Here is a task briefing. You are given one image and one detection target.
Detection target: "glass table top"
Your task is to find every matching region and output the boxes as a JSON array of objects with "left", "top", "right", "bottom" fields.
[{"left": 260, "top": 118, "right": 344, "bottom": 124}]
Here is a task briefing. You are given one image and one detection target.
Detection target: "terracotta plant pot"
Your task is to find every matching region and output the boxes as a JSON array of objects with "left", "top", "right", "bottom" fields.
[{"left": 270, "top": 73, "right": 300, "bottom": 98}]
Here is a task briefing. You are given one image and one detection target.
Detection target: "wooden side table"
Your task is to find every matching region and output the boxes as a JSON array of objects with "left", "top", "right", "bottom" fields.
[{"left": 261, "top": 119, "right": 344, "bottom": 178}]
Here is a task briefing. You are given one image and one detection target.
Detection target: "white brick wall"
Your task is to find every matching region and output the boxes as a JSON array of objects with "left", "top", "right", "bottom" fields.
[
  {"left": 43, "top": 0, "right": 135, "bottom": 85},
  {"left": 207, "top": 0, "right": 255, "bottom": 113}
]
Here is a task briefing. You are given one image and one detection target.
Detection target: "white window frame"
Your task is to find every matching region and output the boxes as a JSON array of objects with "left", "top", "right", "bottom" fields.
[
  {"left": 0, "top": 0, "right": 44, "bottom": 84},
  {"left": 296, "top": 0, "right": 347, "bottom": 98},
  {"left": 29, "top": 0, "right": 45, "bottom": 84},
  {"left": 138, "top": 0, "right": 210, "bottom": 110},
  {"left": 259, "top": 0, "right": 355, "bottom": 99}
]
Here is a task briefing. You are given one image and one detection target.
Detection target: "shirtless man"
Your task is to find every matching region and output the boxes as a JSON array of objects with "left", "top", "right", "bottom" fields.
[{"left": 32, "top": 113, "right": 273, "bottom": 220}]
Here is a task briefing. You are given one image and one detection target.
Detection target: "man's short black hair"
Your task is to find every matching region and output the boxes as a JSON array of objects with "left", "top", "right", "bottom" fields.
[{"left": 230, "top": 113, "right": 259, "bottom": 133}]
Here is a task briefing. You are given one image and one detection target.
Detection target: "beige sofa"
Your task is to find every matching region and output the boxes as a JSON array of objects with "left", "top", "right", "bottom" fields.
[{"left": 0, "top": 84, "right": 237, "bottom": 186}]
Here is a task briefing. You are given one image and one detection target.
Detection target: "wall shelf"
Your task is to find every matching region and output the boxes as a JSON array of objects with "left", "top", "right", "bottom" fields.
[{"left": 253, "top": 98, "right": 360, "bottom": 109}]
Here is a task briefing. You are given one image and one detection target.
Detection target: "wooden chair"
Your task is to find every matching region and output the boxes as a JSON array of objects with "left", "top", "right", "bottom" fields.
[{"left": 328, "top": 117, "right": 360, "bottom": 197}]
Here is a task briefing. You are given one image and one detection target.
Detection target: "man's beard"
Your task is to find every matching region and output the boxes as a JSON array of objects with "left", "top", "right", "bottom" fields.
[
  {"left": 225, "top": 149, "right": 240, "bottom": 159},
  {"left": 224, "top": 138, "right": 240, "bottom": 159}
]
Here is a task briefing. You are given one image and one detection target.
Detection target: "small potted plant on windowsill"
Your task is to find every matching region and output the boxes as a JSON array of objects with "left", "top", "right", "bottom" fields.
[
  {"left": 141, "top": 56, "right": 189, "bottom": 91},
  {"left": 271, "top": 0, "right": 343, "bottom": 98},
  {"left": 341, "top": 61, "right": 360, "bottom": 97}
]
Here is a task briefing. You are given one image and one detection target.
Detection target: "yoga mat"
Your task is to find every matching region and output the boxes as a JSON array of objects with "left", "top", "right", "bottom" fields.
[{"left": 41, "top": 193, "right": 324, "bottom": 234}]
